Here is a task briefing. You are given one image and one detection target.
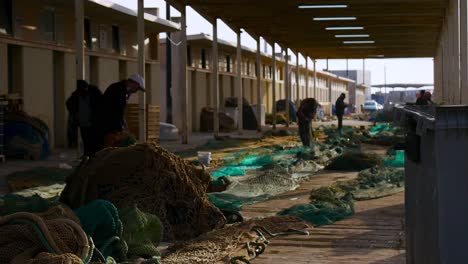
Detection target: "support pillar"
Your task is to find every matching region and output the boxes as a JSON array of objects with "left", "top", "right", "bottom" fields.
[
  {"left": 137, "top": 0, "right": 146, "bottom": 142},
  {"left": 212, "top": 20, "right": 219, "bottom": 136},
  {"left": 180, "top": 7, "right": 188, "bottom": 144},
  {"left": 313, "top": 59, "right": 317, "bottom": 98},
  {"left": 305, "top": 57, "right": 309, "bottom": 98},
  {"left": 237, "top": 30, "right": 243, "bottom": 134},
  {"left": 285, "top": 49, "right": 290, "bottom": 127},
  {"left": 256, "top": 37, "right": 262, "bottom": 131},
  {"left": 296, "top": 52, "right": 300, "bottom": 105},
  {"left": 272, "top": 43, "right": 277, "bottom": 130},
  {"left": 74, "top": 0, "right": 84, "bottom": 157}
]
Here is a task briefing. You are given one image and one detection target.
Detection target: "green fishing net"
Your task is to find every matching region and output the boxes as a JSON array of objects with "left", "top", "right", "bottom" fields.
[{"left": 326, "top": 151, "right": 383, "bottom": 171}]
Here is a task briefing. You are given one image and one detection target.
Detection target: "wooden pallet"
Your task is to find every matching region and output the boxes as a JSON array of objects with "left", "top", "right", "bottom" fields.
[{"left": 125, "top": 104, "right": 160, "bottom": 143}]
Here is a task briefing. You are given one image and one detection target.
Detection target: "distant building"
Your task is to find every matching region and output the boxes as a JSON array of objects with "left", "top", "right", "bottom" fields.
[
  {"left": 331, "top": 70, "right": 371, "bottom": 113},
  {"left": 160, "top": 33, "right": 354, "bottom": 132},
  {"left": 0, "top": 0, "right": 179, "bottom": 148}
]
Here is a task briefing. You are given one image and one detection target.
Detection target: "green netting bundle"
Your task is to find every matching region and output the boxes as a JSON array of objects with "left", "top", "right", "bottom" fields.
[
  {"left": 119, "top": 205, "right": 163, "bottom": 259},
  {"left": 326, "top": 151, "right": 383, "bottom": 171},
  {"left": 279, "top": 186, "right": 354, "bottom": 226},
  {"left": 338, "top": 166, "right": 405, "bottom": 201},
  {"left": 0, "top": 184, "right": 65, "bottom": 216},
  {"left": 6, "top": 167, "right": 73, "bottom": 191},
  {"left": 383, "top": 150, "right": 405, "bottom": 168},
  {"left": 207, "top": 193, "right": 270, "bottom": 211},
  {"left": 74, "top": 200, "right": 126, "bottom": 259}
]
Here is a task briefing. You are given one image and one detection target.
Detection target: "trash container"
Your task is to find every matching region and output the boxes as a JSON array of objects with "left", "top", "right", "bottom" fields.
[{"left": 394, "top": 104, "right": 468, "bottom": 264}]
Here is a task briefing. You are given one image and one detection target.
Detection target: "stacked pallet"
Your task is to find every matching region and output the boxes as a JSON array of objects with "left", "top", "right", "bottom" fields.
[{"left": 125, "top": 104, "right": 160, "bottom": 143}]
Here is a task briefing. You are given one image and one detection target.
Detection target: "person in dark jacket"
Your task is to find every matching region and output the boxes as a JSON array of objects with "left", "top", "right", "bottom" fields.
[
  {"left": 66, "top": 80, "right": 102, "bottom": 156},
  {"left": 93, "top": 74, "right": 145, "bottom": 153},
  {"left": 335, "top": 93, "right": 348, "bottom": 134},
  {"left": 296, "top": 98, "right": 319, "bottom": 147},
  {"left": 416, "top": 90, "right": 428, "bottom": 105}
]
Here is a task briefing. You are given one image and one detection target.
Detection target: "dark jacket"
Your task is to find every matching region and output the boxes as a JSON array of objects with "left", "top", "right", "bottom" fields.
[
  {"left": 66, "top": 85, "right": 102, "bottom": 126},
  {"left": 335, "top": 97, "right": 348, "bottom": 116},
  {"left": 97, "top": 80, "right": 129, "bottom": 134},
  {"left": 297, "top": 98, "right": 319, "bottom": 122}
]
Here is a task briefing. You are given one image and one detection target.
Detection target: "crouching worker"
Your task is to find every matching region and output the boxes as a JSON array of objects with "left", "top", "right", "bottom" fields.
[
  {"left": 93, "top": 74, "right": 146, "bottom": 154},
  {"left": 296, "top": 98, "right": 319, "bottom": 147}
]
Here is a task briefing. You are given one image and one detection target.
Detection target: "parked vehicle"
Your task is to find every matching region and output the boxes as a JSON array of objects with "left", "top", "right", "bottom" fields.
[{"left": 362, "top": 100, "right": 384, "bottom": 112}]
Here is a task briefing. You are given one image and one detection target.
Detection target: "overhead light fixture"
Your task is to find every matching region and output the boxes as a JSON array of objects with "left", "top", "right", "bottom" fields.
[
  {"left": 299, "top": 4, "right": 348, "bottom": 9},
  {"left": 369, "top": 55, "right": 385, "bottom": 58},
  {"left": 343, "top": 40, "right": 375, "bottom": 44},
  {"left": 335, "top": 34, "right": 369, "bottom": 38},
  {"left": 314, "top": 17, "right": 356, "bottom": 21},
  {"left": 326, "top": 26, "right": 364, "bottom": 30}
]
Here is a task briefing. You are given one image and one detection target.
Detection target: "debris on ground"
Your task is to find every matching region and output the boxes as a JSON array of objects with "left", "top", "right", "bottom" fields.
[
  {"left": 162, "top": 216, "right": 309, "bottom": 264},
  {"left": 60, "top": 143, "right": 226, "bottom": 241}
]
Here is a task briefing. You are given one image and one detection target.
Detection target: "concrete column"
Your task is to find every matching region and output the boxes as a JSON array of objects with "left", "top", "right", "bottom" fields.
[
  {"left": 305, "top": 57, "right": 309, "bottom": 98},
  {"left": 237, "top": 30, "right": 243, "bottom": 134},
  {"left": 296, "top": 52, "right": 300, "bottom": 105},
  {"left": 137, "top": 0, "right": 146, "bottom": 142},
  {"left": 74, "top": 0, "right": 84, "bottom": 157},
  {"left": 212, "top": 19, "right": 219, "bottom": 136},
  {"left": 256, "top": 37, "right": 262, "bottom": 131},
  {"left": 285, "top": 49, "right": 290, "bottom": 127},
  {"left": 180, "top": 7, "right": 188, "bottom": 143},
  {"left": 461, "top": 0, "right": 468, "bottom": 103},
  {"left": 328, "top": 78, "right": 332, "bottom": 114},
  {"left": 272, "top": 43, "right": 277, "bottom": 130},
  {"left": 75, "top": 0, "right": 84, "bottom": 80},
  {"left": 313, "top": 59, "right": 317, "bottom": 98}
]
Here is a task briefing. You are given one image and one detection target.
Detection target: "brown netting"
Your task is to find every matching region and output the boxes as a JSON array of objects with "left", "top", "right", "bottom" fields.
[
  {"left": 0, "top": 205, "right": 88, "bottom": 264},
  {"left": 162, "top": 216, "right": 310, "bottom": 264},
  {"left": 60, "top": 143, "right": 226, "bottom": 241}
]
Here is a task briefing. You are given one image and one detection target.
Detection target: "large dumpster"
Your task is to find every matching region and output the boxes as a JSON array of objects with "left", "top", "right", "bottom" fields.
[{"left": 394, "top": 105, "right": 468, "bottom": 264}]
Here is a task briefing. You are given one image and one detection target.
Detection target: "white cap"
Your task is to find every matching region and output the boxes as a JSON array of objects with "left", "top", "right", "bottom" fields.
[{"left": 128, "top": 73, "right": 145, "bottom": 91}]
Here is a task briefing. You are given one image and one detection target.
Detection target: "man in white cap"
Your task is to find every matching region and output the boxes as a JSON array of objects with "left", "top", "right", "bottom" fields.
[{"left": 90, "top": 74, "right": 145, "bottom": 154}]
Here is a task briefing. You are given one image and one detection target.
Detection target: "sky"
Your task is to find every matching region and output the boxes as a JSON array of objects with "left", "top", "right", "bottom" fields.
[{"left": 111, "top": 0, "right": 434, "bottom": 87}]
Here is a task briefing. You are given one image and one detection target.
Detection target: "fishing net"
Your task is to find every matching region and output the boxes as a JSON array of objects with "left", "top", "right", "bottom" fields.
[
  {"left": 5, "top": 167, "right": 73, "bottom": 192},
  {"left": 0, "top": 184, "right": 65, "bottom": 216},
  {"left": 337, "top": 166, "right": 405, "bottom": 201},
  {"left": 59, "top": 143, "right": 226, "bottom": 241},
  {"left": 162, "top": 216, "right": 309, "bottom": 264},
  {"left": 279, "top": 166, "right": 404, "bottom": 226},
  {"left": 119, "top": 205, "right": 163, "bottom": 259},
  {"left": 326, "top": 151, "right": 383, "bottom": 171},
  {"left": 0, "top": 205, "right": 89, "bottom": 264},
  {"left": 383, "top": 150, "right": 405, "bottom": 168},
  {"left": 4, "top": 112, "right": 50, "bottom": 160}
]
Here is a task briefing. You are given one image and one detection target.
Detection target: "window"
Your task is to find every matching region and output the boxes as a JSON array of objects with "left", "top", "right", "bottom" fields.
[
  {"left": 262, "top": 64, "right": 266, "bottom": 78},
  {"left": 0, "top": 0, "right": 12, "bottom": 35},
  {"left": 269, "top": 66, "right": 273, "bottom": 79},
  {"left": 247, "top": 61, "right": 250, "bottom": 75},
  {"left": 201, "top": 49, "right": 207, "bottom": 69},
  {"left": 226, "top": 55, "right": 231, "bottom": 72},
  {"left": 40, "top": 8, "right": 56, "bottom": 41},
  {"left": 84, "top": 18, "right": 91, "bottom": 48},
  {"left": 187, "top": 45, "right": 192, "bottom": 66},
  {"left": 112, "top": 25, "right": 120, "bottom": 52}
]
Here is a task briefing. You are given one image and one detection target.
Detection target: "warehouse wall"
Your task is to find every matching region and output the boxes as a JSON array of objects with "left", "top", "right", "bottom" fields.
[{"left": 22, "top": 47, "right": 55, "bottom": 147}]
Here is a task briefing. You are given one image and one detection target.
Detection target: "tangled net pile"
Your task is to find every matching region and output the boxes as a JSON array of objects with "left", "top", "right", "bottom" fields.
[
  {"left": 60, "top": 143, "right": 226, "bottom": 241},
  {"left": 0, "top": 205, "right": 89, "bottom": 264},
  {"left": 279, "top": 166, "right": 404, "bottom": 226},
  {"left": 162, "top": 216, "right": 309, "bottom": 264}
]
